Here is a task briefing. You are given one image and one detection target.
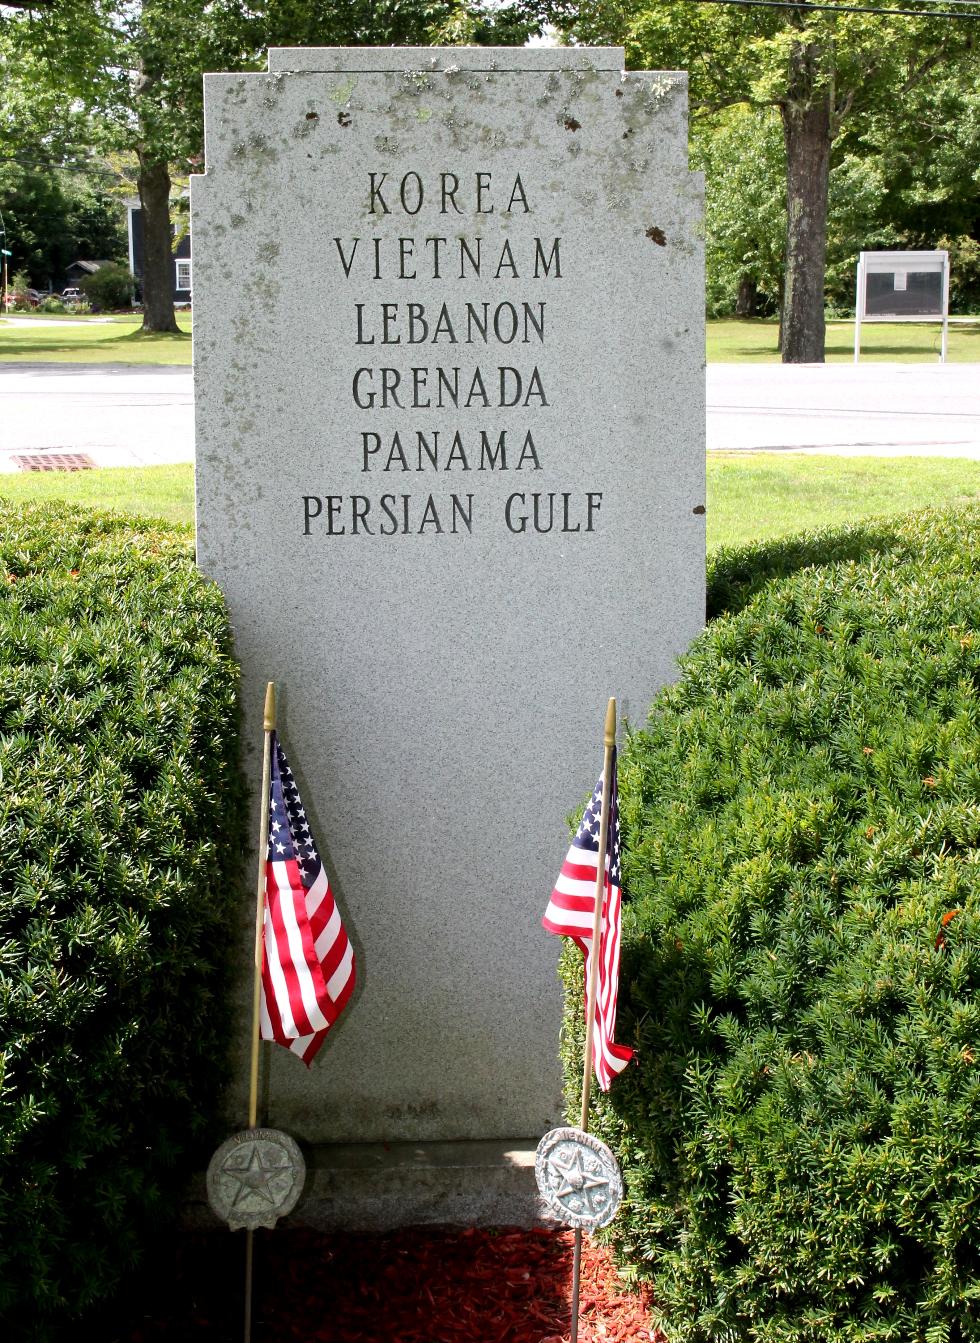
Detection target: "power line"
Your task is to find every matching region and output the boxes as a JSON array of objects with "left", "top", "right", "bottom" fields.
[
  {"left": 0, "top": 153, "right": 123, "bottom": 175},
  {"left": 1, "top": 157, "right": 94, "bottom": 173},
  {"left": 675, "top": 0, "right": 980, "bottom": 16}
]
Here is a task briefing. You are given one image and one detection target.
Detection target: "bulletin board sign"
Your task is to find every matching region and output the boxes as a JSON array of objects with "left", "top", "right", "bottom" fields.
[{"left": 855, "top": 250, "right": 950, "bottom": 362}]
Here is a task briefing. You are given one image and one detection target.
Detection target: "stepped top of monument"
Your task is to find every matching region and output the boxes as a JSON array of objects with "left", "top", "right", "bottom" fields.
[{"left": 265, "top": 46, "right": 629, "bottom": 74}]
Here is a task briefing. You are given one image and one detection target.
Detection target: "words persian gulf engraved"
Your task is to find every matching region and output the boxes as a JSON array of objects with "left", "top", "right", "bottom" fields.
[{"left": 301, "top": 170, "right": 604, "bottom": 540}]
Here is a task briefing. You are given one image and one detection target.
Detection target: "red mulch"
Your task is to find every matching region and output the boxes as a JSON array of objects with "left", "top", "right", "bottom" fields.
[{"left": 118, "top": 1226, "right": 660, "bottom": 1343}]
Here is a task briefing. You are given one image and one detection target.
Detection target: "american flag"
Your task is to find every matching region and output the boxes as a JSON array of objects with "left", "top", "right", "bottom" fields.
[
  {"left": 260, "top": 733, "right": 355, "bottom": 1065},
  {"left": 542, "top": 747, "right": 633, "bottom": 1091}
]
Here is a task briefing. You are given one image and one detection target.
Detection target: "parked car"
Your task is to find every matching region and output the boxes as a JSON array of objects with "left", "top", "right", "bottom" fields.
[
  {"left": 61, "top": 287, "right": 82, "bottom": 303},
  {"left": 2, "top": 289, "right": 40, "bottom": 310}
]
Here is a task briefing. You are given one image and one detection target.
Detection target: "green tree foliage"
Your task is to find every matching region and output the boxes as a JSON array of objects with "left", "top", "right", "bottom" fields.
[
  {"left": 847, "top": 72, "right": 980, "bottom": 311},
  {"left": 0, "top": 158, "right": 126, "bottom": 289},
  {"left": 543, "top": 0, "right": 978, "bottom": 358},
  {"left": 692, "top": 93, "right": 977, "bottom": 320},
  {"left": 696, "top": 109, "right": 884, "bottom": 320},
  {"left": 0, "top": 36, "right": 93, "bottom": 159},
  {"left": 1, "top": 1, "right": 539, "bottom": 332},
  {"left": 561, "top": 505, "right": 980, "bottom": 1343},
  {"left": 2, "top": 1, "right": 256, "bottom": 331},
  {"left": 857, "top": 69, "right": 980, "bottom": 245},
  {"left": 693, "top": 109, "right": 785, "bottom": 317},
  {"left": 0, "top": 28, "right": 129, "bottom": 288},
  {"left": 0, "top": 502, "right": 246, "bottom": 1336},
  {"left": 251, "top": 0, "right": 545, "bottom": 46}
]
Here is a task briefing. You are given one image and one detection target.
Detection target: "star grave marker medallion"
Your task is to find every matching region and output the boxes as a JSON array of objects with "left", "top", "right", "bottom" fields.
[
  {"left": 535, "top": 1126, "right": 623, "bottom": 1230},
  {"left": 207, "top": 1128, "right": 306, "bottom": 1230}
]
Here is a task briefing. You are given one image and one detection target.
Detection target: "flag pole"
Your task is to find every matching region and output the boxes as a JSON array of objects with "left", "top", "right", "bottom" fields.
[
  {"left": 580, "top": 696, "right": 617, "bottom": 1131},
  {"left": 249, "top": 679, "right": 277, "bottom": 1128},
  {"left": 244, "top": 680, "right": 276, "bottom": 1343},
  {"left": 570, "top": 696, "right": 617, "bottom": 1343}
]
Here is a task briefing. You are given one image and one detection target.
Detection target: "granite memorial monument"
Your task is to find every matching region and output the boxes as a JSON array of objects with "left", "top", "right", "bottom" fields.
[{"left": 192, "top": 44, "right": 703, "bottom": 1225}]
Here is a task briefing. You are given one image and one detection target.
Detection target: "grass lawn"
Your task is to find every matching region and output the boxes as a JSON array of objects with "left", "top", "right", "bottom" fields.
[
  {"left": 707, "top": 453, "right": 980, "bottom": 549},
  {"left": 0, "top": 464, "right": 195, "bottom": 529},
  {"left": 0, "top": 313, "right": 192, "bottom": 364},
  {"left": 3, "top": 456, "right": 977, "bottom": 550},
  {"left": 2, "top": 313, "right": 977, "bottom": 365},
  {"left": 708, "top": 317, "right": 980, "bottom": 363}
]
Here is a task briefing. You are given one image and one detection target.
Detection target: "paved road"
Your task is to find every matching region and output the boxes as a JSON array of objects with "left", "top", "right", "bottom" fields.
[
  {"left": 0, "top": 365, "right": 192, "bottom": 471},
  {"left": 708, "top": 364, "right": 980, "bottom": 457},
  {"left": 1, "top": 361, "right": 977, "bottom": 470}
]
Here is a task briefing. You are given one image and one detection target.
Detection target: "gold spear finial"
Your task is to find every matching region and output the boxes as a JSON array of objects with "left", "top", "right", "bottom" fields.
[{"left": 604, "top": 696, "right": 616, "bottom": 747}]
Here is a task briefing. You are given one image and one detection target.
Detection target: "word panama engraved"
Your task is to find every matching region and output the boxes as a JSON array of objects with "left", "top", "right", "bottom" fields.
[{"left": 192, "top": 47, "right": 703, "bottom": 1164}]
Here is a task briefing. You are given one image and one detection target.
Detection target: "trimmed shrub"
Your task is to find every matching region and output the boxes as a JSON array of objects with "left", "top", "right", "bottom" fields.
[
  {"left": 566, "top": 505, "right": 980, "bottom": 1343},
  {"left": 80, "top": 261, "right": 134, "bottom": 311},
  {"left": 0, "top": 503, "right": 246, "bottom": 1333}
]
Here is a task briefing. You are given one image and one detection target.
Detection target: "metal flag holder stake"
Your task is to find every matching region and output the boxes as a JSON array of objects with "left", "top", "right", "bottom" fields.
[
  {"left": 205, "top": 682, "right": 307, "bottom": 1343},
  {"left": 535, "top": 698, "right": 625, "bottom": 1343}
]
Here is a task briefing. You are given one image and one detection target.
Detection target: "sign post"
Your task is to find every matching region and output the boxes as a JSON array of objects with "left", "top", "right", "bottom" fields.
[
  {"left": 0, "top": 210, "right": 11, "bottom": 312},
  {"left": 854, "top": 250, "right": 950, "bottom": 363}
]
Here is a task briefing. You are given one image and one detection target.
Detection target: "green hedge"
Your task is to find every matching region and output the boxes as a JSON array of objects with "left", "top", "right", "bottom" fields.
[
  {"left": 0, "top": 503, "right": 245, "bottom": 1331},
  {"left": 568, "top": 506, "right": 980, "bottom": 1343}
]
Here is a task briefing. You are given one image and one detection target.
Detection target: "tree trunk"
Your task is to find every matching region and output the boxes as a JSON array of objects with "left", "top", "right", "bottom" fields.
[
  {"left": 735, "top": 276, "right": 759, "bottom": 319},
  {"left": 780, "top": 45, "right": 832, "bottom": 364},
  {"left": 138, "top": 154, "right": 178, "bottom": 334}
]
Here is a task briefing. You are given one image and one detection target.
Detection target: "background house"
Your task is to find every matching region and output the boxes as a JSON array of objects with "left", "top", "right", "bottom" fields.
[
  {"left": 125, "top": 197, "right": 191, "bottom": 303},
  {"left": 64, "top": 259, "right": 112, "bottom": 290}
]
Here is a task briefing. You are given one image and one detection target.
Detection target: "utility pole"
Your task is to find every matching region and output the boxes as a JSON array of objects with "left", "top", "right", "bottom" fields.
[{"left": 0, "top": 210, "right": 9, "bottom": 313}]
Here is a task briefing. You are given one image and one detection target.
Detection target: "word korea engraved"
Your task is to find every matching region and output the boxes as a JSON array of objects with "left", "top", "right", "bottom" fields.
[
  {"left": 535, "top": 1127, "right": 623, "bottom": 1230},
  {"left": 207, "top": 1128, "right": 306, "bottom": 1230}
]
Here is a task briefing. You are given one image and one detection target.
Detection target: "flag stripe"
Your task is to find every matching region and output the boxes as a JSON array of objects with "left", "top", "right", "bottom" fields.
[
  {"left": 542, "top": 746, "right": 633, "bottom": 1092},
  {"left": 314, "top": 900, "right": 343, "bottom": 963},
  {"left": 268, "top": 859, "right": 330, "bottom": 1035},
  {"left": 305, "top": 867, "right": 332, "bottom": 935},
  {"left": 258, "top": 732, "right": 355, "bottom": 1067},
  {"left": 326, "top": 941, "right": 355, "bottom": 1004},
  {"left": 263, "top": 890, "right": 304, "bottom": 1037}
]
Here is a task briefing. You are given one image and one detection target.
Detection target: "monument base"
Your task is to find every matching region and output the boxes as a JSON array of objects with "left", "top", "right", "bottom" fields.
[{"left": 185, "top": 1139, "right": 557, "bottom": 1232}]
